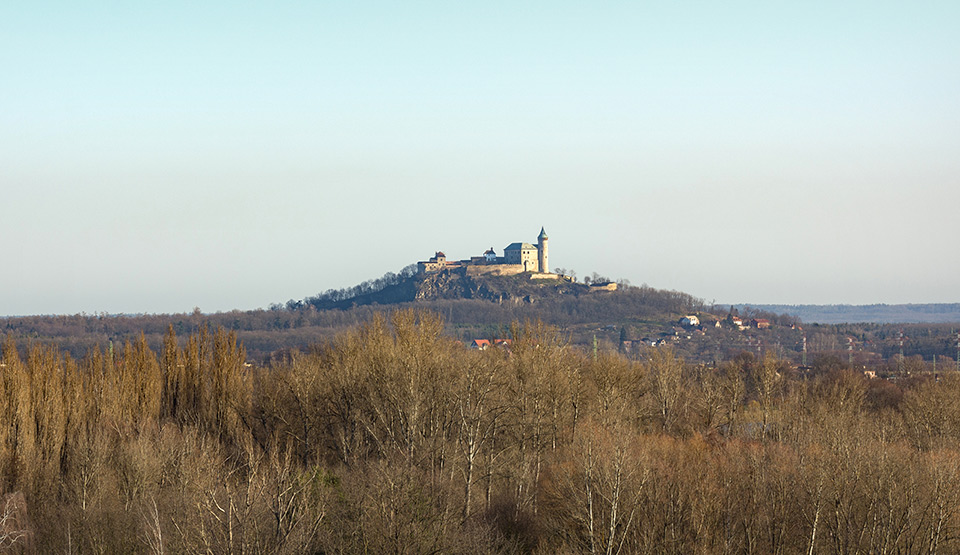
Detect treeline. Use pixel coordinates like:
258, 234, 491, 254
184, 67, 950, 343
748, 303, 960, 325
3, 310, 960, 552
0, 283, 708, 362
292, 265, 420, 310
718, 305, 802, 328
800, 322, 960, 363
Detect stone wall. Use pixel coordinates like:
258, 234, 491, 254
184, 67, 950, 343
589, 282, 618, 292
464, 264, 527, 277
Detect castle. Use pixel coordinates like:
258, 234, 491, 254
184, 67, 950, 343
417, 227, 554, 277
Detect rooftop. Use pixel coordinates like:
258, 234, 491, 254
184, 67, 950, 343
504, 242, 536, 251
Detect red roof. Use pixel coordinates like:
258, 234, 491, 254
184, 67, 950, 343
469, 338, 511, 350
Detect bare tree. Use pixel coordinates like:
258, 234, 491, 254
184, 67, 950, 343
0, 492, 31, 551
645, 347, 685, 433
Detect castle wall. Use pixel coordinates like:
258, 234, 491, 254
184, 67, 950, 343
418, 261, 444, 273
513, 250, 537, 272
465, 264, 527, 277
526, 250, 539, 272
589, 282, 618, 292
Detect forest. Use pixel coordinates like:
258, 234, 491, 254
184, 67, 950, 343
0, 281, 709, 362
3, 309, 960, 553
2, 285, 957, 371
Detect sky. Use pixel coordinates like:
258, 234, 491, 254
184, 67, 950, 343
2, 1, 959, 315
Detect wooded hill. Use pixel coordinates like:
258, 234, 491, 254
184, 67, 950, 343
2, 268, 958, 368
296, 267, 621, 310
1, 270, 709, 362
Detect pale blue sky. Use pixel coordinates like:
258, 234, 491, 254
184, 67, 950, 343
2, 1, 959, 315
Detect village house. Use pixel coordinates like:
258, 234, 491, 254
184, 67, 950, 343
680, 315, 700, 327
468, 339, 512, 350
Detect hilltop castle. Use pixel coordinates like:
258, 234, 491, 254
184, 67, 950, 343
418, 227, 554, 277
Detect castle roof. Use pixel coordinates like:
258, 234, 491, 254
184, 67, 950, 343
538, 227, 548, 240
504, 242, 536, 251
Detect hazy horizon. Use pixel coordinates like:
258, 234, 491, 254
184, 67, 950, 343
4, 2, 959, 316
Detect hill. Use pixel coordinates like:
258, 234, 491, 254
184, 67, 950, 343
295, 266, 595, 309
5, 268, 958, 368
1, 269, 710, 362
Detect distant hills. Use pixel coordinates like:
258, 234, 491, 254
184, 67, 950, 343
742, 304, 960, 324
2, 270, 711, 362
5, 264, 958, 364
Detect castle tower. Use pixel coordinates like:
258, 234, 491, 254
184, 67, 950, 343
537, 227, 548, 273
